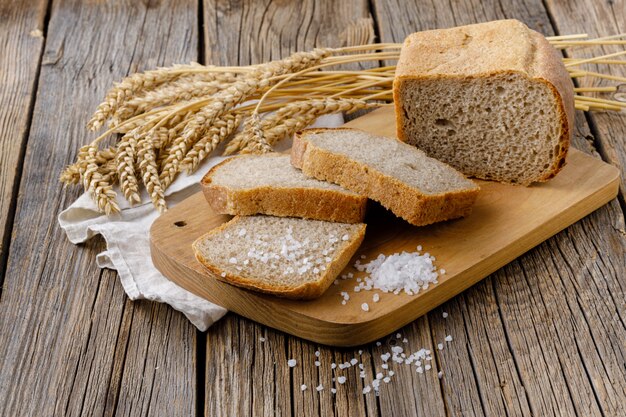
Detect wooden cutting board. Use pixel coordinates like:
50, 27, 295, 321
150, 107, 620, 346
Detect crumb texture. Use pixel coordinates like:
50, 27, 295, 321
194, 216, 364, 289
302, 129, 476, 195
398, 73, 562, 184
210, 154, 358, 193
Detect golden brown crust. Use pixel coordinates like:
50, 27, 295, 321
192, 216, 366, 299
201, 155, 367, 223
292, 128, 480, 226
393, 19, 574, 185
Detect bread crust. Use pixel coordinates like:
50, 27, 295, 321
393, 19, 574, 185
291, 128, 480, 226
201, 156, 367, 223
192, 216, 366, 299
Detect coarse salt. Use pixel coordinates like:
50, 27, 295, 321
442, 312, 448, 318
259, 337, 265, 342
355, 250, 439, 296
316, 384, 324, 392
437, 343, 444, 350
220, 272, 226, 278
383, 377, 391, 383
229, 257, 237, 264
331, 388, 337, 394
445, 335, 453, 342
337, 376, 347, 384
363, 385, 371, 394
315, 350, 320, 357
361, 303, 370, 312
288, 359, 297, 367
350, 358, 358, 365
373, 293, 380, 302
315, 361, 321, 366
301, 384, 307, 391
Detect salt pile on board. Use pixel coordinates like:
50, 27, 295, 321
354, 249, 439, 295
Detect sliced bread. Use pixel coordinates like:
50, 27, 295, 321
291, 128, 480, 226
202, 154, 367, 223
393, 19, 574, 185
193, 215, 366, 299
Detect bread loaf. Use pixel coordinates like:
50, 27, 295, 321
393, 19, 574, 185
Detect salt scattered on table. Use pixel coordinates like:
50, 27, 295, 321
301, 384, 307, 391
288, 359, 297, 367
445, 335, 453, 342
442, 312, 448, 318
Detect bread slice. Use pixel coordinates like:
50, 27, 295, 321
193, 215, 366, 299
202, 154, 367, 223
393, 19, 574, 185
291, 128, 480, 226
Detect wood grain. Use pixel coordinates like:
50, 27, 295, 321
151, 106, 619, 345
0, 0, 48, 291
0, 1, 199, 416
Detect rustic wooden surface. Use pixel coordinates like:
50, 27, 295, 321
0, 0, 624, 416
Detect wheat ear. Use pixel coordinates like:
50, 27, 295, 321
181, 113, 244, 174
138, 139, 167, 212
181, 49, 331, 145
87, 63, 207, 131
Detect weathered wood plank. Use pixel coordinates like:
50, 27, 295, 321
372, 1, 626, 417
0, 0, 48, 290
544, 0, 626, 200
0, 1, 199, 416
201, 1, 377, 415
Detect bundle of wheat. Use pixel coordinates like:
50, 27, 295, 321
60, 34, 626, 214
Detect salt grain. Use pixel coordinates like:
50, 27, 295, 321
316, 384, 324, 392
220, 272, 226, 278
376, 342, 382, 347
437, 343, 444, 350
383, 377, 391, 383
373, 293, 380, 302
259, 337, 265, 342
376, 372, 383, 379
229, 257, 237, 264
389, 370, 395, 376
342, 234, 349, 241
331, 388, 337, 394
363, 386, 371, 394
331, 363, 337, 369
416, 366, 423, 374
301, 384, 307, 391
337, 376, 347, 384
445, 335, 453, 342
288, 359, 297, 367
442, 312, 448, 318
438, 371, 443, 379
350, 358, 358, 365
361, 303, 370, 312
425, 364, 431, 371
315, 361, 320, 367
396, 333, 402, 339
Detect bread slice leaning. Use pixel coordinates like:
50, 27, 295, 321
393, 19, 574, 185
202, 154, 367, 223
193, 215, 366, 299
291, 128, 480, 226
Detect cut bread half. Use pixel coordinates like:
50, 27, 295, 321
193, 215, 366, 299
202, 154, 367, 223
393, 19, 574, 185
291, 128, 480, 226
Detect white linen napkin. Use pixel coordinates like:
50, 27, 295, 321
58, 114, 344, 331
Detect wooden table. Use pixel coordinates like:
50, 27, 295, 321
1, 1, 625, 416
